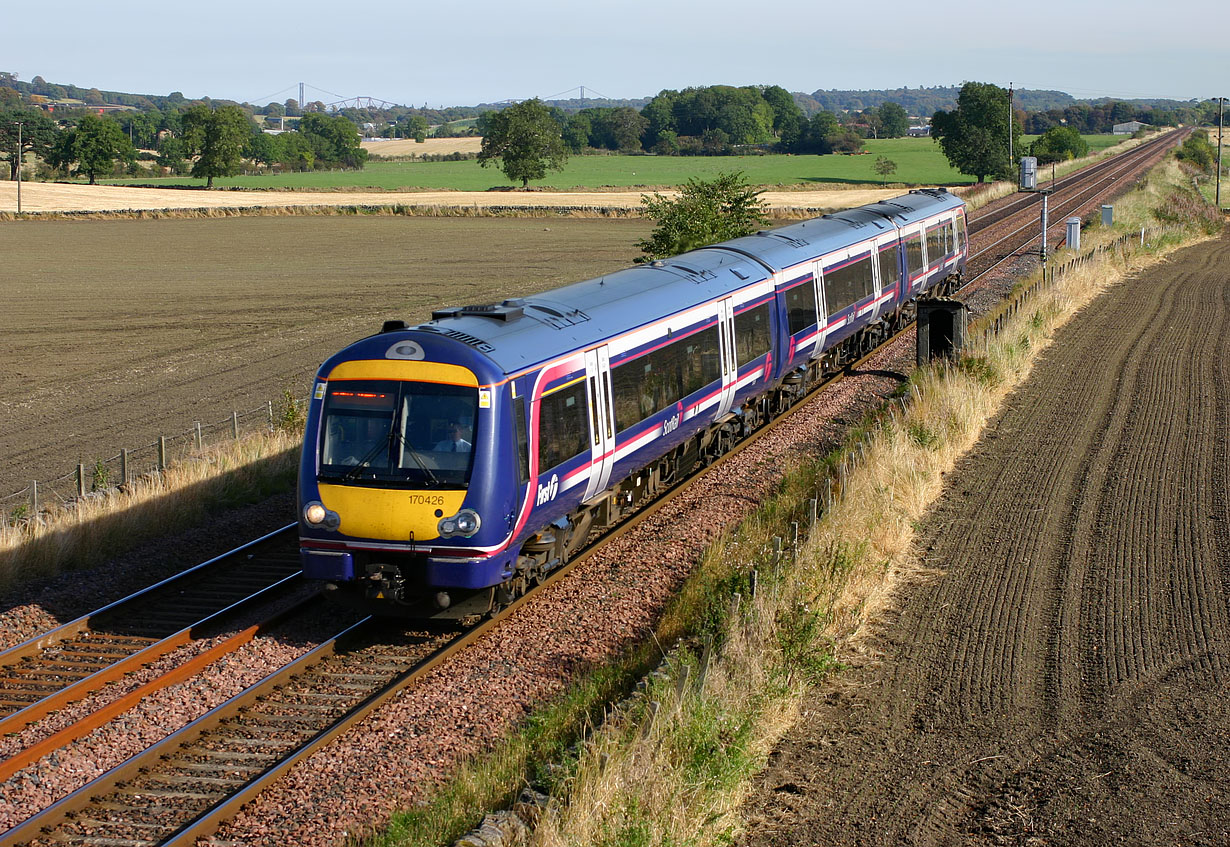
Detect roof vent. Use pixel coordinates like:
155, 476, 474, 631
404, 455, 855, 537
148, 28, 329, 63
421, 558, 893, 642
431, 303, 524, 322
522, 299, 591, 329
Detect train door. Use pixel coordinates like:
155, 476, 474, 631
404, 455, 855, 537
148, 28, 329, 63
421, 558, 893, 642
811, 262, 830, 353
716, 299, 737, 417
869, 243, 884, 320
583, 346, 616, 502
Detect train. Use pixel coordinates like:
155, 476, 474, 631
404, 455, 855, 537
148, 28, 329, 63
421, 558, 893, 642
297, 188, 968, 619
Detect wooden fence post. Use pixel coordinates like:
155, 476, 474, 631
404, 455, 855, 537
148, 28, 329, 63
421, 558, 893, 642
158, 436, 167, 471
267, 400, 274, 431
77, 464, 86, 498
30, 481, 37, 516
232, 411, 240, 441
195, 421, 203, 451
121, 449, 129, 486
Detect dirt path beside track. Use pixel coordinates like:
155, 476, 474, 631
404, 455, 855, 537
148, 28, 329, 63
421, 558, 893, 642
740, 232, 1230, 845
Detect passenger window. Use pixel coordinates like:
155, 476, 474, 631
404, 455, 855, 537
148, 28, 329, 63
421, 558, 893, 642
823, 254, 873, 317
878, 244, 899, 290
785, 277, 818, 335
734, 303, 772, 367
538, 379, 589, 472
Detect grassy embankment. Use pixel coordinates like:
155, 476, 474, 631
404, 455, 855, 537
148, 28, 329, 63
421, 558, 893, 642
103, 136, 1123, 193
364, 155, 1222, 847
0, 418, 301, 593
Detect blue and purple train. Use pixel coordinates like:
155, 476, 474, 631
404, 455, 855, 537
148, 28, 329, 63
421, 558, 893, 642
298, 188, 967, 618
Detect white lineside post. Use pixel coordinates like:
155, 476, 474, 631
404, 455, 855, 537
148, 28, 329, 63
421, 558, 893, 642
1040, 191, 1049, 267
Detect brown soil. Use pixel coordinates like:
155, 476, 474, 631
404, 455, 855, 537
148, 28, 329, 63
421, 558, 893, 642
740, 232, 1230, 845
0, 216, 649, 491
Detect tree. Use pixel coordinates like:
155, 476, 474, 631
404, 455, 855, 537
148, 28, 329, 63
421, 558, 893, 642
1030, 126, 1088, 164
0, 109, 57, 180
877, 102, 910, 138
53, 114, 133, 184
873, 156, 898, 185
930, 81, 1021, 183
405, 115, 429, 142
477, 99, 567, 187
562, 112, 592, 153
182, 104, 251, 187
762, 85, 803, 148
636, 171, 769, 261
156, 134, 189, 174
298, 112, 367, 168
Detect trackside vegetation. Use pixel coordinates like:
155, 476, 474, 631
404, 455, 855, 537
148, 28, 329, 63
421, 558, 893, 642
363, 155, 1223, 847
0, 423, 301, 592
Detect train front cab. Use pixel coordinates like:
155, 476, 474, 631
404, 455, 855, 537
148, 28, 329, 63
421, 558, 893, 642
298, 342, 524, 615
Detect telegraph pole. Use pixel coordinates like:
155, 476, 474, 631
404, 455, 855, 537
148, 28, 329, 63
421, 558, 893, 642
1008, 82, 1014, 166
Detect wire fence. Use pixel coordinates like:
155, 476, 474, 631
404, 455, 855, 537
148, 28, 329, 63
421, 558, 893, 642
1, 396, 306, 525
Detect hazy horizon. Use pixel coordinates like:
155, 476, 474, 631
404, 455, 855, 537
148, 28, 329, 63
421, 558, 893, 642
4, 0, 1224, 109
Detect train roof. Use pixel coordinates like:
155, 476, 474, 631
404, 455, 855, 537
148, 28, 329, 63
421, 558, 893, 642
717, 188, 965, 272
362, 189, 965, 378
409, 244, 773, 374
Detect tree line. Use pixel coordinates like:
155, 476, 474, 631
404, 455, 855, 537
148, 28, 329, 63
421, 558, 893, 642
0, 102, 366, 185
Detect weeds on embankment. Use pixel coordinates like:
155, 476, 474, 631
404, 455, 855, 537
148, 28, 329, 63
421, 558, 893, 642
0, 428, 300, 593
368, 152, 1222, 847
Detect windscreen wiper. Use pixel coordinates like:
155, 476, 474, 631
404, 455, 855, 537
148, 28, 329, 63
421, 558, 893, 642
392, 428, 441, 487
342, 428, 394, 482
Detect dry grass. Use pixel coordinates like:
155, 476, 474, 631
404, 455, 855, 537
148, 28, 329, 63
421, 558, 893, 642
0, 429, 299, 591
530, 154, 1217, 847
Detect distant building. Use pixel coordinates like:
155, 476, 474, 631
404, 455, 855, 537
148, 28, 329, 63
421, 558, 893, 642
1113, 120, 1149, 135
908, 125, 931, 137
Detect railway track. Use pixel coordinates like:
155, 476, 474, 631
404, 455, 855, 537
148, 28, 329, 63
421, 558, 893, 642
965, 129, 1182, 236
964, 129, 1184, 282
0, 527, 302, 783
0, 131, 1185, 845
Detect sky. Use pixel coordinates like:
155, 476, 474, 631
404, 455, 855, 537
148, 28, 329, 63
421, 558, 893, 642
4, 0, 1225, 108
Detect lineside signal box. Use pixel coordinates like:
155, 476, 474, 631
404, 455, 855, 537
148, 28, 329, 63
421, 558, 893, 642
1020, 156, 1038, 190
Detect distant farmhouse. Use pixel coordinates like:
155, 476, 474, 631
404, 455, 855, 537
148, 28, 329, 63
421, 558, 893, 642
908, 125, 931, 137
1112, 120, 1149, 135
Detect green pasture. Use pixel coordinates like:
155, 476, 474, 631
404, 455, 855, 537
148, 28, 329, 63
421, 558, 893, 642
107, 135, 1127, 192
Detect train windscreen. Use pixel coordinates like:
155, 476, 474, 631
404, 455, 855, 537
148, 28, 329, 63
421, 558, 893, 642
318, 380, 478, 487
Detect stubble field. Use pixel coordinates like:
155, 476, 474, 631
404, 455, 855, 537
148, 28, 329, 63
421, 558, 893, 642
0, 216, 651, 491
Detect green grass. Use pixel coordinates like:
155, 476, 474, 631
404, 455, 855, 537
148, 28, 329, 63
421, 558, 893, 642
103, 134, 1135, 193
108, 138, 978, 191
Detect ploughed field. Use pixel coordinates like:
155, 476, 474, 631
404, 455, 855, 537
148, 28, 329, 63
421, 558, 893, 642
0, 216, 651, 490
741, 233, 1230, 844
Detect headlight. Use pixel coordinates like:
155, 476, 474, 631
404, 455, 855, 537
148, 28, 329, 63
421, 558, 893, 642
304, 502, 327, 525
438, 509, 481, 538
303, 501, 341, 530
